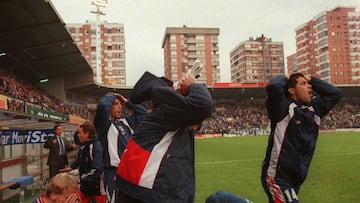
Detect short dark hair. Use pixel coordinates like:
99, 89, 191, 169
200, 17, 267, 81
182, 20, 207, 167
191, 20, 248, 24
54, 124, 62, 130
284, 73, 305, 98
80, 122, 96, 139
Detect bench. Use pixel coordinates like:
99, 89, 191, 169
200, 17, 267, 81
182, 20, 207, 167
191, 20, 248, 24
8, 176, 34, 188
30, 172, 43, 192
0, 181, 20, 191
5, 176, 34, 202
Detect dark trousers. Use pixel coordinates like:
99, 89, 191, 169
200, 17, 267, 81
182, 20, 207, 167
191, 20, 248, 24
48, 156, 66, 178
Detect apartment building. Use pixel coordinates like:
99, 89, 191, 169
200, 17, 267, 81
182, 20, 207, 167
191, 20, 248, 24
162, 26, 220, 86
230, 34, 285, 83
294, 6, 360, 84
67, 21, 126, 87
287, 53, 297, 74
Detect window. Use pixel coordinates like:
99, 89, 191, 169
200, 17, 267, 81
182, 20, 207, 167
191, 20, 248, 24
195, 35, 204, 40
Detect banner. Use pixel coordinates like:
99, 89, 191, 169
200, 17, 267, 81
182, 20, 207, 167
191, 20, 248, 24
69, 114, 86, 125
1, 129, 54, 145
25, 105, 68, 121
0, 94, 8, 109
195, 134, 222, 138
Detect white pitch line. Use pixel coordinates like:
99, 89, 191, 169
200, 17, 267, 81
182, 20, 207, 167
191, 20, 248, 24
196, 158, 261, 165
315, 152, 360, 157
196, 152, 360, 166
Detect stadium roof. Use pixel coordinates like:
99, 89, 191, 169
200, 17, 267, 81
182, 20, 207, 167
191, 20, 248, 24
0, 0, 92, 130
0, 0, 92, 81
68, 84, 360, 102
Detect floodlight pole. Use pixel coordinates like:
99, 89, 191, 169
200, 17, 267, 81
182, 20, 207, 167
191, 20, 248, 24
91, 0, 108, 84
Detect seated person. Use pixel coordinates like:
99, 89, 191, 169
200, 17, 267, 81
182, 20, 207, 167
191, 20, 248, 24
32, 173, 80, 203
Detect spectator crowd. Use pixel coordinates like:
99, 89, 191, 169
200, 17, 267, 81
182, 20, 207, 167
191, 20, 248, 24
198, 98, 360, 135
0, 68, 93, 120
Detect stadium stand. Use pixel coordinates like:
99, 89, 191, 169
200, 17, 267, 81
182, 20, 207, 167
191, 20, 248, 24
197, 98, 360, 136
0, 68, 94, 121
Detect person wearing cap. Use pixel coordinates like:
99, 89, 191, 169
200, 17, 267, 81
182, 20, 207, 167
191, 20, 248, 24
94, 91, 147, 203
115, 71, 214, 203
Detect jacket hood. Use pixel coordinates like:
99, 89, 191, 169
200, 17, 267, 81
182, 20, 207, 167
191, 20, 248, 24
130, 71, 173, 104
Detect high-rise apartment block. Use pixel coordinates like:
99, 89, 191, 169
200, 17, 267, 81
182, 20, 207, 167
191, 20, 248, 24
287, 53, 297, 74
67, 21, 126, 87
162, 26, 220, 86
293, 6, 360, 84
230, 34, 285, 83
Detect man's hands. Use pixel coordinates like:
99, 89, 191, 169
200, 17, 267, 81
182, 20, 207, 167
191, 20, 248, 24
65, 193, 81, 203
58, 167, 72, 173
114, 93, 128, 104
176, 75, 197, 95
52, 138, 76, 149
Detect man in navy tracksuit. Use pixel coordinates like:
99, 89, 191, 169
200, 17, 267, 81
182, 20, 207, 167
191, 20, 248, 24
94, 92, 147, 203
64, 122, 106, 203
115, 71, 214, 203
261, 73, 343, 203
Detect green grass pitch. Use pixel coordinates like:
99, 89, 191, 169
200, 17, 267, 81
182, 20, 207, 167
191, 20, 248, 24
195, 132, 360, 203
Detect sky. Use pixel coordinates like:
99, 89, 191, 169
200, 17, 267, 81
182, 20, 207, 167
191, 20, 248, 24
50, 0, 359, 86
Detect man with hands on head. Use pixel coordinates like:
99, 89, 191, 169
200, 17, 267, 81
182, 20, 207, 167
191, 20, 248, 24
261, 73, 342, 203
116, 72, 214, 203
94, 92, 147, 203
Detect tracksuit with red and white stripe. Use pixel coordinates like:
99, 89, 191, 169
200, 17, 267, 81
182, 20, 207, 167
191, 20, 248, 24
116, 83, 214, 203
261, 75, 343, 203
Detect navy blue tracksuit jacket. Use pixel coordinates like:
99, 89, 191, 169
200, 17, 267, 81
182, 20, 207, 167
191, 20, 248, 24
117, 82, 214, 203
261, 75, 343, 202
